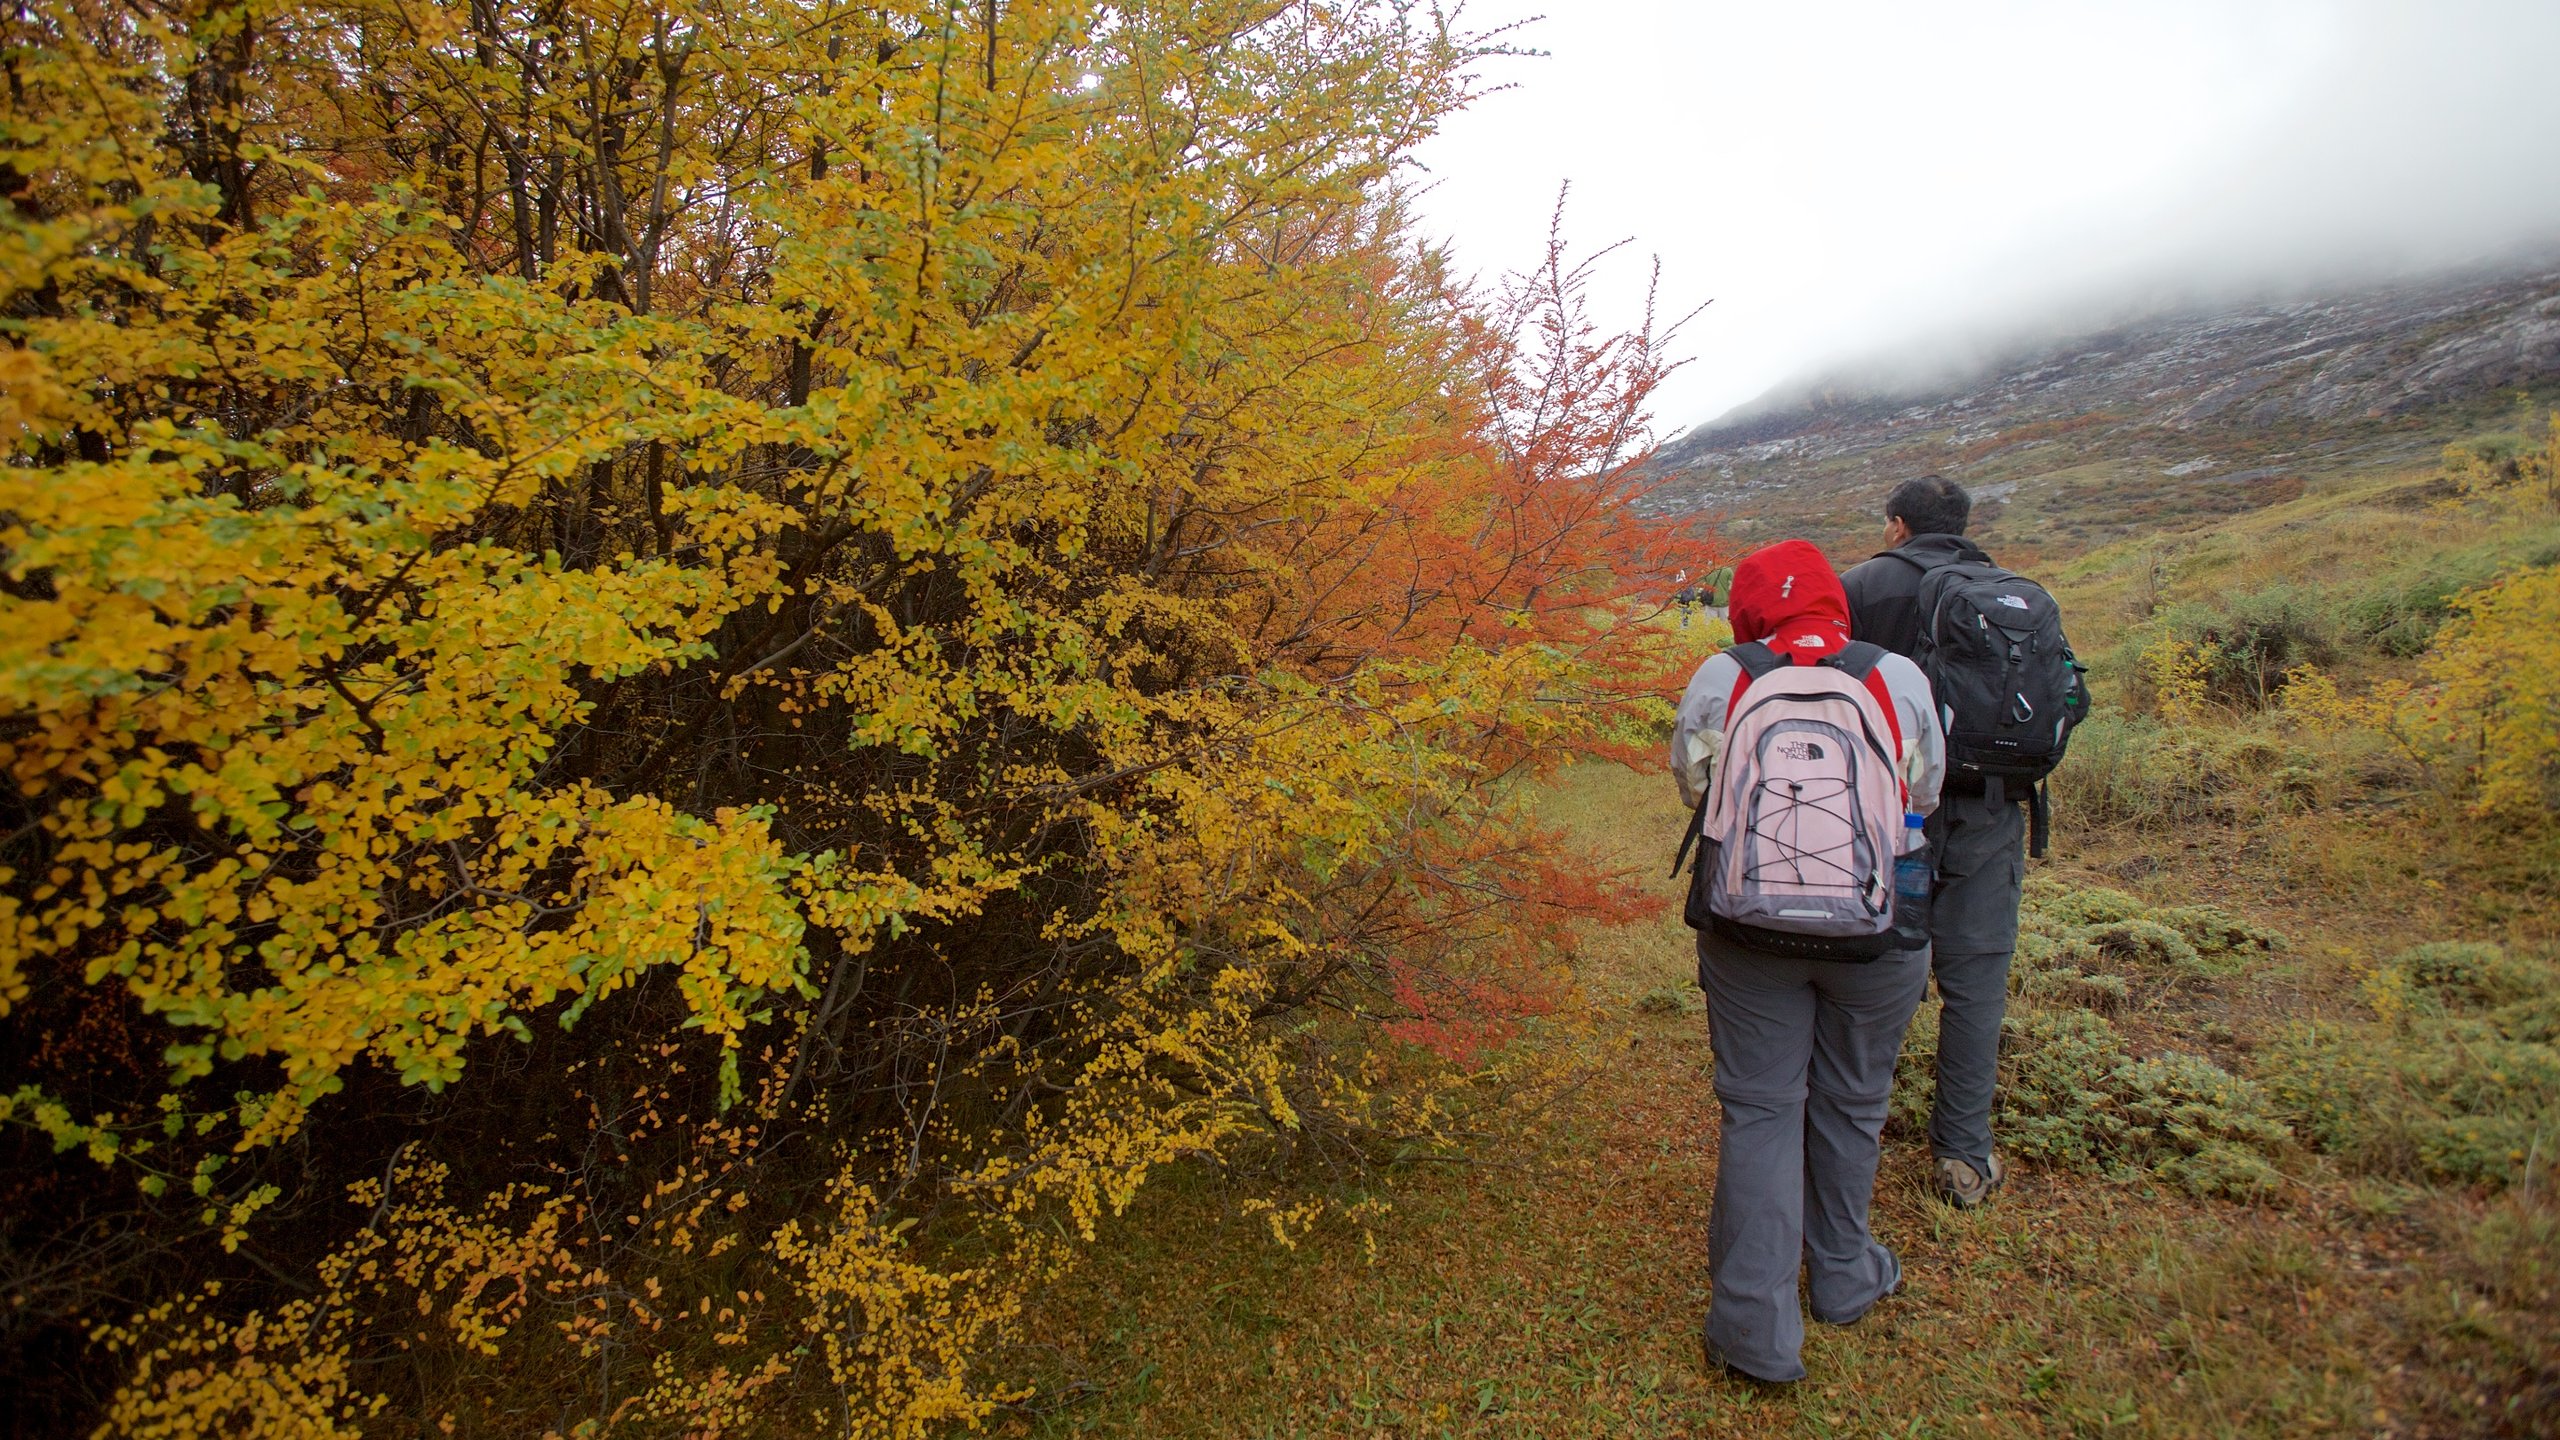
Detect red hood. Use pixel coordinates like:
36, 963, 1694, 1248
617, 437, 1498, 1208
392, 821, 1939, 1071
1728, 540, 1850, 659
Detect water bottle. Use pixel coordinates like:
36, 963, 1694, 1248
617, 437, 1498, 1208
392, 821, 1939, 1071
1891, 814, 1932, 949
1894, 814, 1931, 899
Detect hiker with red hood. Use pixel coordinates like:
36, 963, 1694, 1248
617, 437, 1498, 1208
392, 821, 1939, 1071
1668, 540, 1944, 1386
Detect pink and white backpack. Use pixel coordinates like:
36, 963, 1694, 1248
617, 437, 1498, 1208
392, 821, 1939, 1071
1674, 640, 1909, 961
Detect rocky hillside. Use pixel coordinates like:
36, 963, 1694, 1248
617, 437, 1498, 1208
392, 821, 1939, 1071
1650, 260, 2560, 561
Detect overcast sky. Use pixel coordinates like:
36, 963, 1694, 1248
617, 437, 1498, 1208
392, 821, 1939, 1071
1405, 0, 2560, 431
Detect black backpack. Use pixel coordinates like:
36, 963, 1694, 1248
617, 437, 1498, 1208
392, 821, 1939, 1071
1896, 556, 2092, 857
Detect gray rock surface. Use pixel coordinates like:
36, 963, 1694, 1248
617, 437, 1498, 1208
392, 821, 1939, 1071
1642, 262, 2560, 544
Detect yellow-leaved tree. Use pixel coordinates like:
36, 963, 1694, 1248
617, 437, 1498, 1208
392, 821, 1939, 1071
2424, 563, 2560, 816
0, 0, 1714, 1432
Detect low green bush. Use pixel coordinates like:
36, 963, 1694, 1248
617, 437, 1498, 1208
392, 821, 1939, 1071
2113, 1051, 2291, 1197
1987, 1006, 2128, 1168
2264, 941, 2560, 1189
2048, 714, 2319, 829
2397, 941, 2537, 1009
2018, 965, 2132, 1014
2020, 882, 2150, 931
2150, 905, 2283, 962
2017, 881, 2284, 982
1962, 1007, 2289, 1198
1633, 987, 1693, 1016
2344, 575, 2466, 657
2080, 918, 2211, 975
1893, 884, 2294, 1198
2263, 1021, 2395, 1167
2494, 992, 2560, 1044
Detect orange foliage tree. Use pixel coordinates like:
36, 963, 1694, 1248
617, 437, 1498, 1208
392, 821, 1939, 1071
0, 0, 1716, 1430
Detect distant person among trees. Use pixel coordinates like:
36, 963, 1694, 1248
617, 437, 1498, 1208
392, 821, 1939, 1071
1668, 540, 1945, 1385
1842, 475, 2088, 1209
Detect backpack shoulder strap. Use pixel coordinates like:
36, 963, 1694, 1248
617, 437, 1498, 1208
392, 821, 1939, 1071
1824, 641, 1906, 773
1727, 640, 1784, 679
1674, 642, 1782, 878
1669, 783, 1714, 879
1724, 639, 1783, 717
1825, 640, 1887, 678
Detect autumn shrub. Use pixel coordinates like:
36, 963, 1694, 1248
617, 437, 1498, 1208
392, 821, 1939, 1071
2284, 560, 2560, 827
2423, 563, 2560, 816
0, 0, 1715, 1432
2118, 585, 2334, 713
2443, 407, 2560, 516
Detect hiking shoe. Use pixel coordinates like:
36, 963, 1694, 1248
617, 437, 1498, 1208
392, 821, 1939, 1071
1933, 1152, 2006, 1209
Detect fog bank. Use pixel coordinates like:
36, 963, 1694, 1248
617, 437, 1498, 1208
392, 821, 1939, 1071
1407, 0, 2560, 428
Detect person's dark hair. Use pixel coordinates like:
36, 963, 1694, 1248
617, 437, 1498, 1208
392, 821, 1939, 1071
1886, 474, 1971, 536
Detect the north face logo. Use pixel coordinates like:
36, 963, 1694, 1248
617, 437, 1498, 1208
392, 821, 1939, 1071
1776, 740, 1826, 762
1995, 594, 2031, 611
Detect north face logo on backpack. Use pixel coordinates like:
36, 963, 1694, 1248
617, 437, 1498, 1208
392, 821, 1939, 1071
1776, 740, 1827, 762
1995, 594, 2031, 611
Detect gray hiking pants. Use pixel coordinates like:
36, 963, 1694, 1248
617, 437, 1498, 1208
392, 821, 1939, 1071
1695, 934, 1930, 1382
1923, 787, 2028, 1174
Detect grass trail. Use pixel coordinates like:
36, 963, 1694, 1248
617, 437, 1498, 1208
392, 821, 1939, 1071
994, 760, 2493, 1438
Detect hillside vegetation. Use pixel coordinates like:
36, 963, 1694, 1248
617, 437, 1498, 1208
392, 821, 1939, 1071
989, 422, 2560, 1437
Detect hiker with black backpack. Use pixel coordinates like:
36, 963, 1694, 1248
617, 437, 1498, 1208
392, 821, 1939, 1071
1842, 475, 2091, 1210
1668, 539, 1945, 1386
